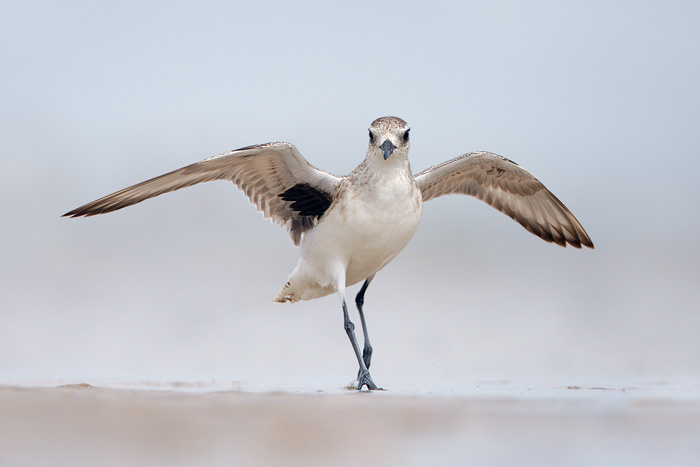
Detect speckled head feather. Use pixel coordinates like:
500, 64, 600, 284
370, 116, 408, 128
369, 116, 410, 139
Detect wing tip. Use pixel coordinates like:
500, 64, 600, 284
556, 235, 595, 249
62, 205, 115, 218
62, 209, 84, 218
581, 237, 595, 249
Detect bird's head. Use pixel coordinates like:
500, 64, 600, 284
368, 116, 410, 162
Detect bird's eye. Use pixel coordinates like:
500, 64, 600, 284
368, 130, 375, 143
403, 129, 410, 142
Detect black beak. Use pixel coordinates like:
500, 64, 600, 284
380, 139, 396, 160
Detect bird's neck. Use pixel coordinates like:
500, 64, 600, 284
349, 153, 415, 189
360, 151, 412, 176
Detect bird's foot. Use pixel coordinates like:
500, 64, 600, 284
347, 369, 382, 391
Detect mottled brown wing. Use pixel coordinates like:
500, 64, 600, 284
63, 142, 341, 245
414, 151, 593, 248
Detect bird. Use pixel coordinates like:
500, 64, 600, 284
63, 116, 594, 390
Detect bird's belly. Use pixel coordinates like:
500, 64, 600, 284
345, 209, 421, 284
301, 190, 423, 287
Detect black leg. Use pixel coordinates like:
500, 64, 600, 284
343, 298, 378, 390
355, 277, 374, 370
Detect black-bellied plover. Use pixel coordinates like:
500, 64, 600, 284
64, 116, 594, 390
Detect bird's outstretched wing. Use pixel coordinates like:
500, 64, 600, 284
63, 142, 341, 245
414, 151, 593, 248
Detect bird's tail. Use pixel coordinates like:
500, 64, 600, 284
271, 276, 334, 303
272, 280, 300, 303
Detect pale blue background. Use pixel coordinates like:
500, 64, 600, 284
2, 0, 699, 391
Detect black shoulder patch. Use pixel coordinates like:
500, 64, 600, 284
278, 183, 333, 218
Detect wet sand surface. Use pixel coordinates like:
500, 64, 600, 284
2, 382, 700, 466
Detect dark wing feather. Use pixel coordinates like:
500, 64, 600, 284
278, 184, 333, 217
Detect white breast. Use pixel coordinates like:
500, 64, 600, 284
301, 168, 423, 287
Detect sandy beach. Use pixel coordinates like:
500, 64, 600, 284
2, 381, 699, 466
